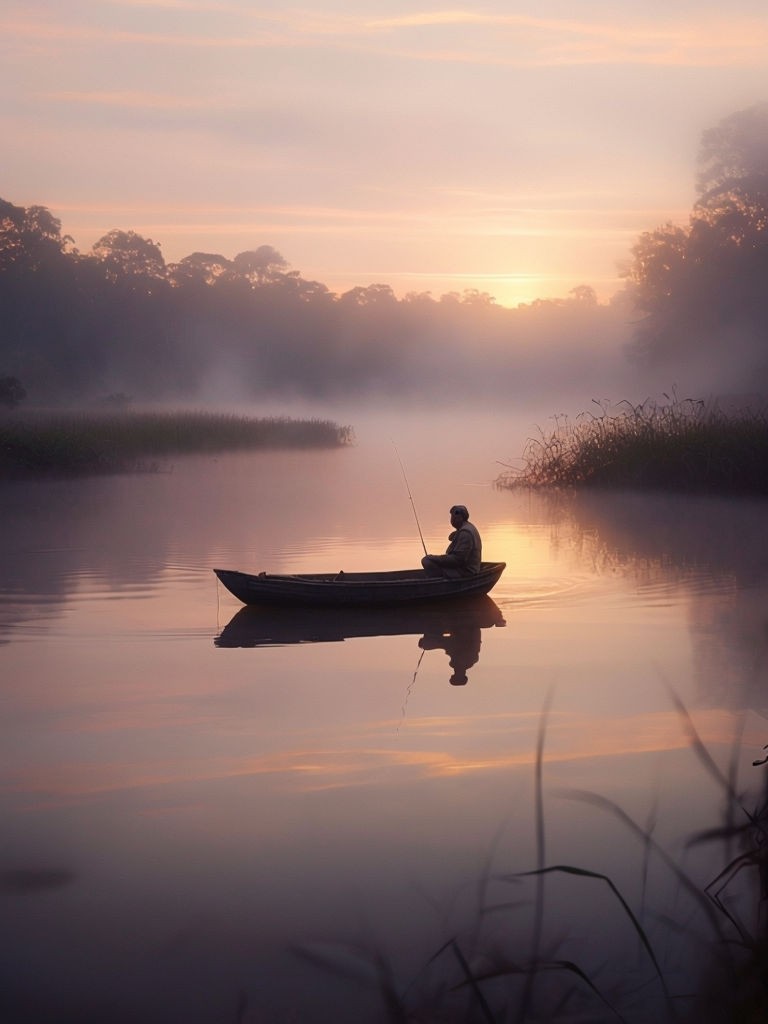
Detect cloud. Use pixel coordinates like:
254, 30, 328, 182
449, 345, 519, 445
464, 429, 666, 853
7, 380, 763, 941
373, 15, 768, 69
5, 706, 744, 804
1, 17, 275, 49
5, 7, 768, 67
40, 90, 228, 110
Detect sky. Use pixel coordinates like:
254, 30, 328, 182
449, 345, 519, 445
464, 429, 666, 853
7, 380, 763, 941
3, 1, 768, 308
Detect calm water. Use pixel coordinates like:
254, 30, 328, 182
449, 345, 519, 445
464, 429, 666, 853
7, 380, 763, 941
2, 409, 768, 1023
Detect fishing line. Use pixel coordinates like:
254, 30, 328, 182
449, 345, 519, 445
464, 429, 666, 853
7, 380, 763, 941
397, 647, 426, 735
392, 441, 428, 557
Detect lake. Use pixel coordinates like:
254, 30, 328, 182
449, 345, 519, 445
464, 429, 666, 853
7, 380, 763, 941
1, 407, 767, 1023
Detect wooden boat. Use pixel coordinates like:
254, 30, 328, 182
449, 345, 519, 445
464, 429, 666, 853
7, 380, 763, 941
213, 561, 506, 608
215, 593, 506, 647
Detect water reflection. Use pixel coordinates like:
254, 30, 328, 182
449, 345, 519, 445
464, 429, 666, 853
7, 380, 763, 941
542, 489, 768, 584
418, 627, 481, 685
5, 436, 768, 1022
562, 491, 768, 711
215, 595, 506, 685
0, 867, 76, 893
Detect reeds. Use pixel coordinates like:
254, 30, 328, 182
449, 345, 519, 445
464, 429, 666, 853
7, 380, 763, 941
293, 693, 768, 1023
0, 410, 353, 477
497, 395, 768, 494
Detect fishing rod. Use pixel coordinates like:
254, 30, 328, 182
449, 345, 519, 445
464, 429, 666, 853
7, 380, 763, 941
392, 442, 428, 557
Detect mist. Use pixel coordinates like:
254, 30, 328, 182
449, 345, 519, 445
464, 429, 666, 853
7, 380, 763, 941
3, 105, 768, 416
0, 201, 635, 411
0, 199, 702, 417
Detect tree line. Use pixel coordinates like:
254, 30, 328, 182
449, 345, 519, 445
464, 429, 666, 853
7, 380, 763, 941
625, 103, 768, 394
0, 198, 627, 404
2, 104, 767, 406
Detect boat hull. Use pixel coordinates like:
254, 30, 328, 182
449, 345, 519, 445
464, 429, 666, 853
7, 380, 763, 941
213, 562, 506, 607
215, 593, 506, 647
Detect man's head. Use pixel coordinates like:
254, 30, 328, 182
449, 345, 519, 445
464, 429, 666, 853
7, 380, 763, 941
449, 504, 469, 526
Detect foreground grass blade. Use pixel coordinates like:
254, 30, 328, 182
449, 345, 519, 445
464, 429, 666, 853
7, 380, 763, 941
559, 789, 731, 952
467, 955, 627, 1023
508, 864, 671, 1007
293, 939, 408, 1021
450, 938, 496, 1024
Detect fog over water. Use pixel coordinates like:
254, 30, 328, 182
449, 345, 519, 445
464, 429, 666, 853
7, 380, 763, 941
1, 405, 768, 1023
3, 39, 768, 1022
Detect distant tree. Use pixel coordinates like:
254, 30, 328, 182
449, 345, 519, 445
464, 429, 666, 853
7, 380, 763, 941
232, 246, 288, 286
338, 283, 397, 307
299, 277, 334, 302
627, 222, 691, 315
168, 252, 232, 287
0, 200, 25, 270
0, 375, 26, 408
695, 103, 768, 243
402, 290, 435, 307
91, 230, 166, 284
269, 271, 334, 303
0, 192, 625, 404
0, 198, 71, 272
569, 285, 598, 307
458, 288, 497, 308
625, 104, 768, 387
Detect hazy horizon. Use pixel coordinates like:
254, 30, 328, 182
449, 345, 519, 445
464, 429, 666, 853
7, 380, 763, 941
4, 0, 767, 307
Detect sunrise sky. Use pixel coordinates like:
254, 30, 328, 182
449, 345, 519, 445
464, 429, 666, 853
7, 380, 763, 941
3, 0, 767, 307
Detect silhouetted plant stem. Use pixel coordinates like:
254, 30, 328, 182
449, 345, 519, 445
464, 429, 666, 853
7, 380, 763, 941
515, 684, 555, 1023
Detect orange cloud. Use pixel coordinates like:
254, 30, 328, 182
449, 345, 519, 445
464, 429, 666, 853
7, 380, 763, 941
358, 11, 768, 68
4, 10, 767, 66
3, 707, 755, 805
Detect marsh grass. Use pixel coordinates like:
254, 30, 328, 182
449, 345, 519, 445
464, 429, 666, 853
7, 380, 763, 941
294, 691, 768, 1023
497, 395, 768, 494
0, 410, 352, 477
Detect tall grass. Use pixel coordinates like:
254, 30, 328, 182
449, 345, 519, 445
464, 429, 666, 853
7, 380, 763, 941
497, 396, 768, 494
294, 695, 768, 1023
0, 410, 353, 478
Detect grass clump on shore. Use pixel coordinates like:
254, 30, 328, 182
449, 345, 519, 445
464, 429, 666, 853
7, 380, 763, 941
497, 395, 768, 495
0, 410, 353, 478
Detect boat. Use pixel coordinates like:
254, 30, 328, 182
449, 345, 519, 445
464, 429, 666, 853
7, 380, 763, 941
213, 561, 506, 608
215, 593, 506, 647
215, 595, 505, 684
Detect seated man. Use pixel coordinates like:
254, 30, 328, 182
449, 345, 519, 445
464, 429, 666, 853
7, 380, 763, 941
421, 505, 482, 578
419, 626, 482, 685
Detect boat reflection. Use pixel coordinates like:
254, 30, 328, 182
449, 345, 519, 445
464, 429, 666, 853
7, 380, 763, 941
215, 595, 506, 685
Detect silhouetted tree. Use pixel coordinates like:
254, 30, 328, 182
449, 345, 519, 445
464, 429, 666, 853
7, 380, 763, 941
91, 230, 166, 285
168, 252, 232, 287
628, 223, 690, 315
232, 246, 288, 286
695, 103, 768, 242
338, 283, 398, 308
0, 199, 71, 272
0, 194, 628, 403
626, 104, 768, 390
570, 285, 598, 307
